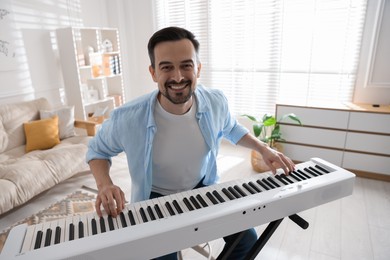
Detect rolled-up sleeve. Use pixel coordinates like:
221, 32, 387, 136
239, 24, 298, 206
86, 112, 123, 164
219, 92, 249, 144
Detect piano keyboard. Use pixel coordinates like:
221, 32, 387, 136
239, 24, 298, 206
0, 158, 355, 260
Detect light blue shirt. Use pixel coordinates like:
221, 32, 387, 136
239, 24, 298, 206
86, 85, 249, 203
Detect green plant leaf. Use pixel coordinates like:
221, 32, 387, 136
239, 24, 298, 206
271, 124, 281, 136
280, 113, 302, 125
242, 114, 258, 122
263, 117, 276, 126
253, 124, 262, 137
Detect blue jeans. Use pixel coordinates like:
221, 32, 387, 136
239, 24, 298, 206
150, 181, 257, 260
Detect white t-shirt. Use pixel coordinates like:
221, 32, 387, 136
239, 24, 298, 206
152, 99, 208, 195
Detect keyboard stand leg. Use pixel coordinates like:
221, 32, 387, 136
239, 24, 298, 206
217, 215, 308, 260
216, 218, 284, 260
216, 230, 247, 260
244, 218, 284, 260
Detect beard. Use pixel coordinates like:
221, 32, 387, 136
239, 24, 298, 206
160, 79, 194, 104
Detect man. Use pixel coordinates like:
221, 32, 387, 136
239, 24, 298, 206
86, 26, 295, 260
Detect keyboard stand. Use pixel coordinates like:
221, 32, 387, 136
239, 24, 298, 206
217, 214, 308, 260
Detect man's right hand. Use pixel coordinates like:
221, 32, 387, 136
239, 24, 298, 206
95, 184, 125, 217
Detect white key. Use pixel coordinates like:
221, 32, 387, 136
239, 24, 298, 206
21, 224, 36, 253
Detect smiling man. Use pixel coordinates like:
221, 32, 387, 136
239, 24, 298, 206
86, 27, 295, 260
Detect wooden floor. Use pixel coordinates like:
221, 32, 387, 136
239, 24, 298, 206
1, 143, 389, 259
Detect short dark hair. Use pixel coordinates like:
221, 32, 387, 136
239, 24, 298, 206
147, 26, 200, 68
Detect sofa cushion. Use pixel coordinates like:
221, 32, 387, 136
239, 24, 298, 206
24, 116, 60, 152
40, 106, 76, 139
0, 98, 50, 153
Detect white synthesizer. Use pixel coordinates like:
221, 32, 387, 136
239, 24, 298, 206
0, 157, 355, 259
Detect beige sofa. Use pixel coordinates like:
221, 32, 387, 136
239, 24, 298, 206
0, 98, 96, 215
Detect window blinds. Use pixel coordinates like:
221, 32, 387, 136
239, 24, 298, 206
154, 0, 367, 115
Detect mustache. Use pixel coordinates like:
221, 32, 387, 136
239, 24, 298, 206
165, 79, 191, 87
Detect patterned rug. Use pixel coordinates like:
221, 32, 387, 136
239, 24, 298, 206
0, 190, 96, 253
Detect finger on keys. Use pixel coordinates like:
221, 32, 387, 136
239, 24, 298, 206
112, 189, 125, 216
95, 197, 103, 217
107, 198, 118, 217
282, 155, 295, 174
275, 154, 294, 175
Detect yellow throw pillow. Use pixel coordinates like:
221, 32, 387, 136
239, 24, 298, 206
24, 115, 60, 152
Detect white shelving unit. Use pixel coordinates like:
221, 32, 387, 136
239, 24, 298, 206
56, 27, 125, 120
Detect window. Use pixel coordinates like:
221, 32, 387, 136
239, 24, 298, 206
154, 0, 368, 115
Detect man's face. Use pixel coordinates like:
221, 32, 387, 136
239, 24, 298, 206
149, 39, 201, 109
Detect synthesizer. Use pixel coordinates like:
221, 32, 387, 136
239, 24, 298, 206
0, 157, 355, 259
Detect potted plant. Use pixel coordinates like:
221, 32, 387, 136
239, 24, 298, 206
242, 113, 302, 172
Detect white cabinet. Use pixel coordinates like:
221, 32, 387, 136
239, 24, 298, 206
56, 27, 125, 120
276, 104, 390, 180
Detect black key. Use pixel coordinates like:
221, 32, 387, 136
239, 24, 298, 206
172, 200, 184, 214
234, 185, 247, 197
107, 216, 115, 230
309, 166, 324, 175
147, 206, 156, 220
183, 197, 195, 211
294, 171, 307, 180
256, 180, 270, 190
275, 175, 288, 185
120, 212, 127, 227
262, 179, 275, 189
78, 221, 84, 238
34, 230, 43, 249
222, 188, 235, 200
303, 167, 318, 177
139, 207, 148, 222
206, 192, 219, 204
54, 226, 61, 244
190, 196, 201, 209
196, 195, 208, 207
248, 181, 262, 192
280, 174, 294, 184
44, 228, 52, 247
315, 164, 329, 173
128, 210, 136, 225
267, 177, 281, 187
297, 170, 311, 179
289, 171, 303, 181
91, 219, 98, 235
228, 186, 242, 198
242, 183, 256, 194
69, 223, 75, 240
165, 201, 176, 215
99, 217, 106, 233
154, 204, 164, 218
212, 190, 225, 203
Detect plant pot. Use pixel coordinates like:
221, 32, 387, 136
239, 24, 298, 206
250, 143, 284, 173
